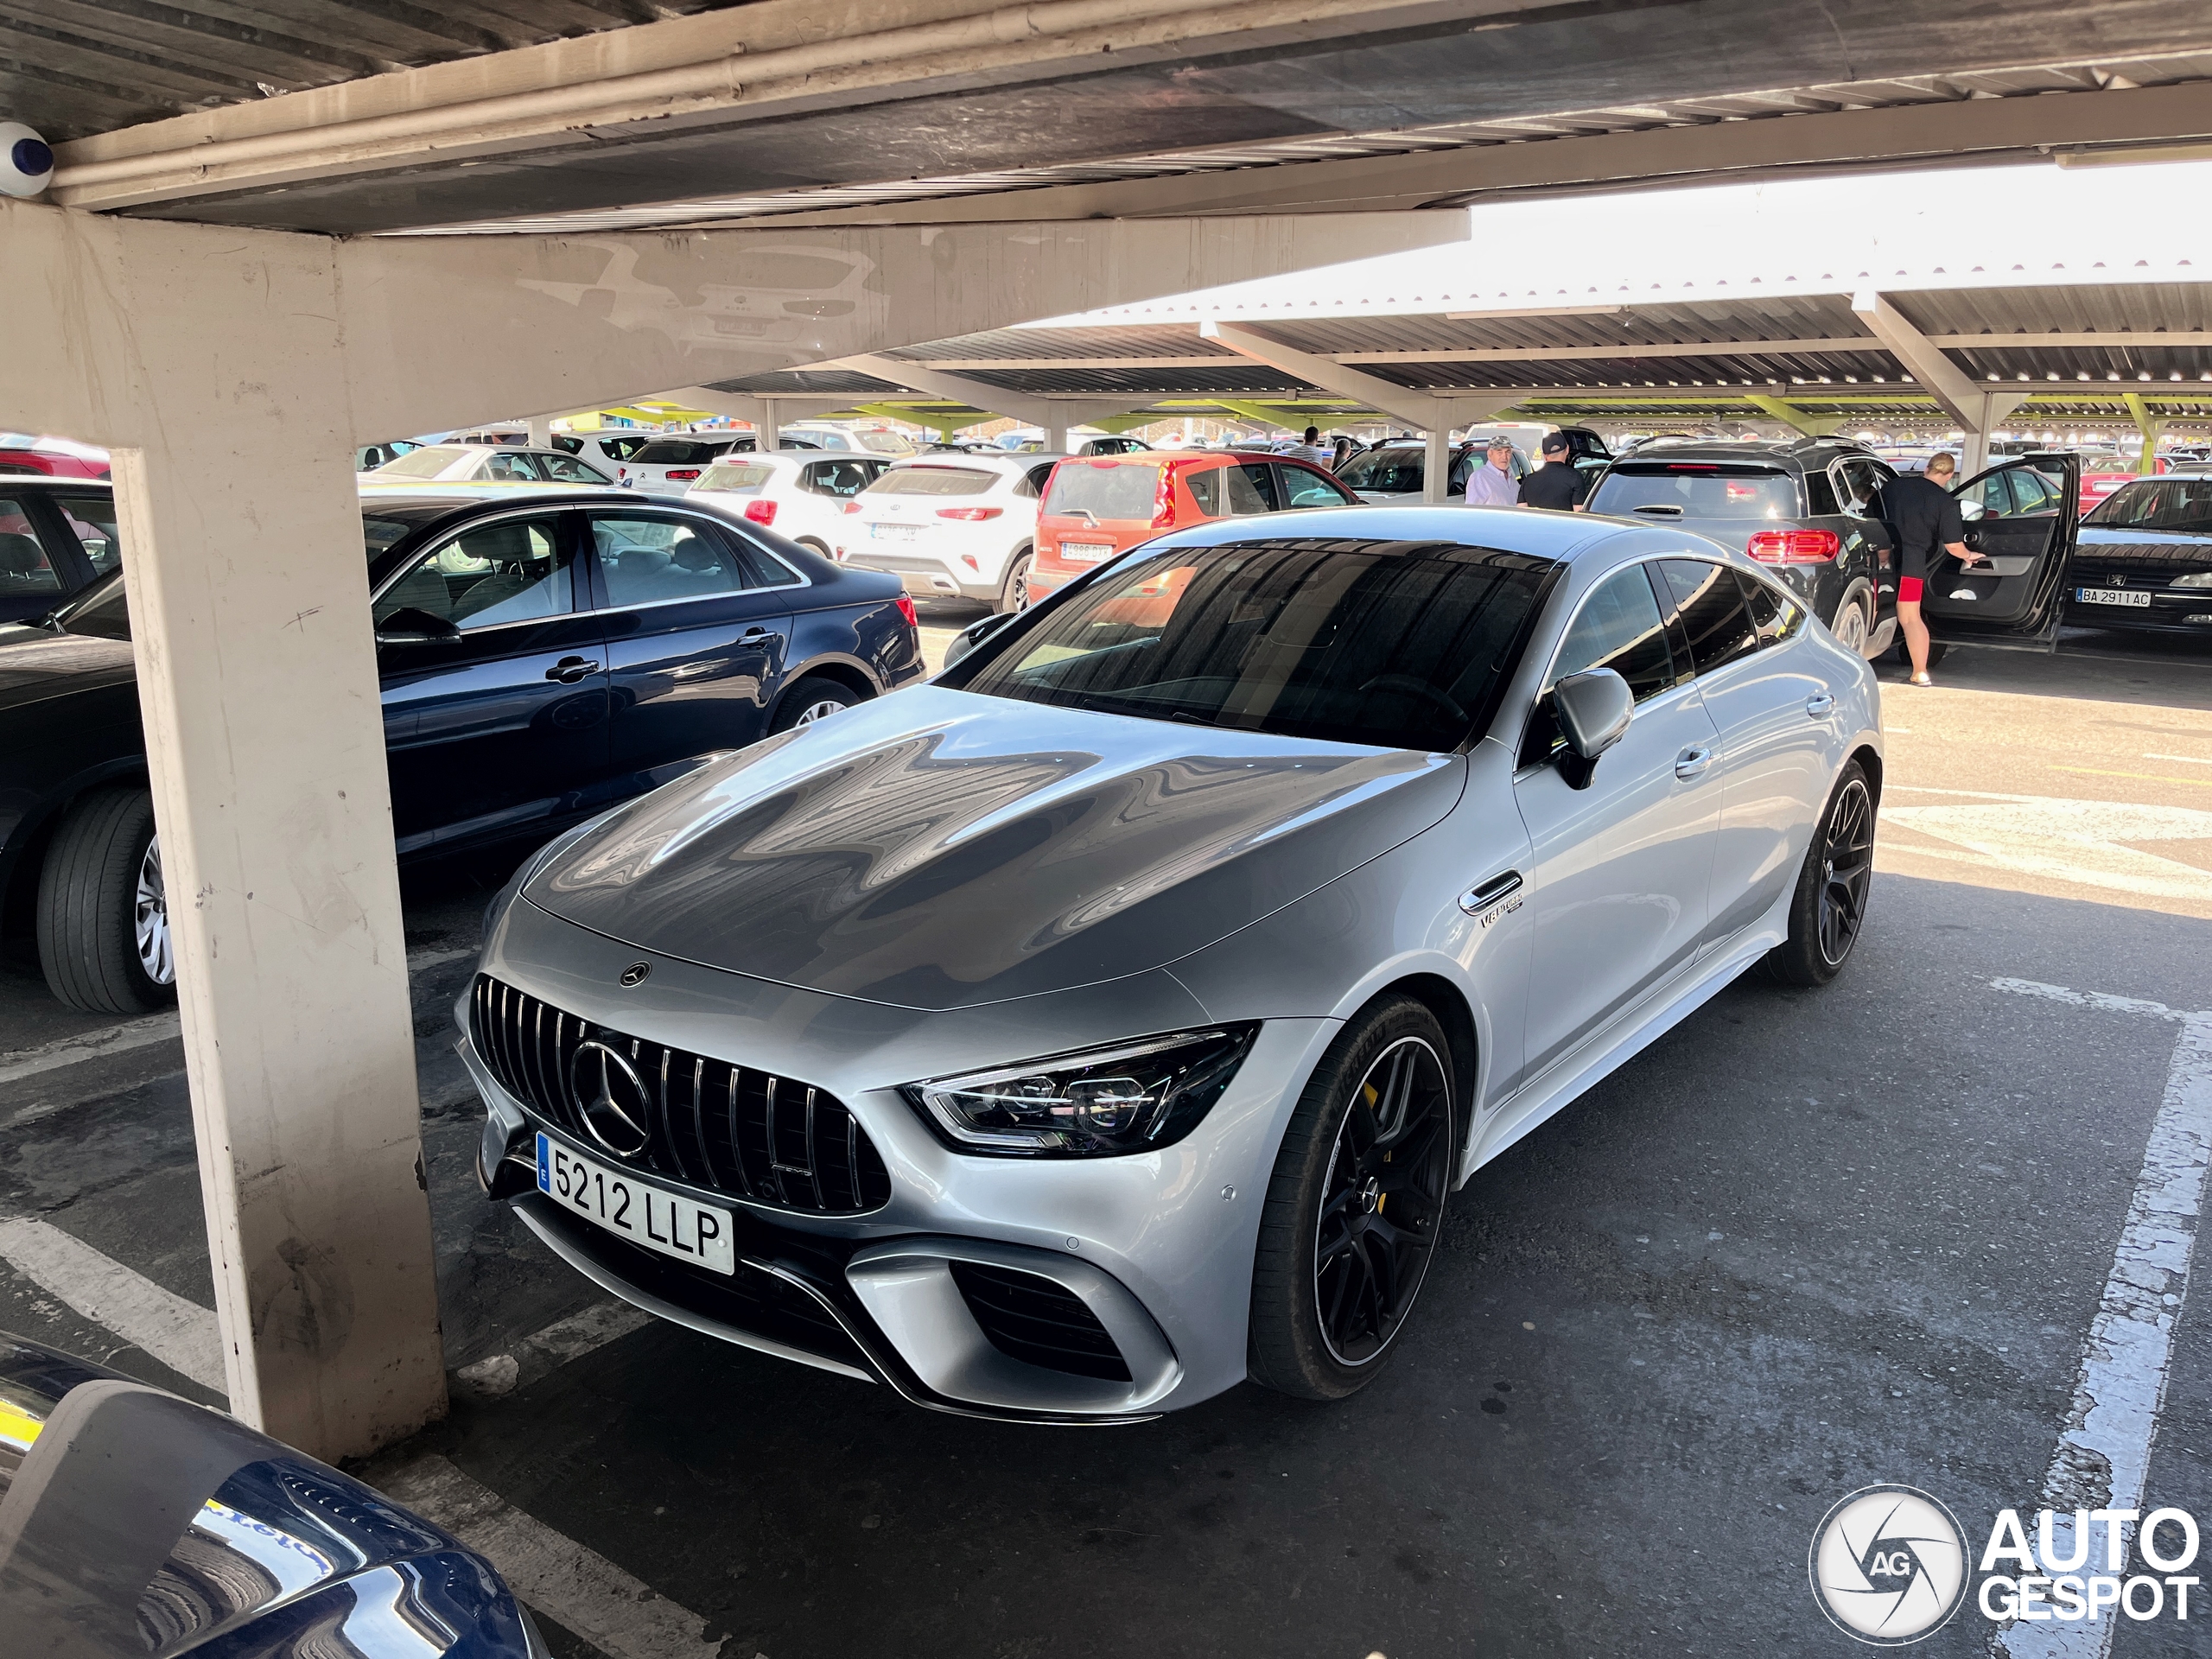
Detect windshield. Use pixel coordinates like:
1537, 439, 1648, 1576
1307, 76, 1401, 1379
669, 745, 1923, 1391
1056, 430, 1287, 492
1335, 448, 1424, 493
1589, 462, 1802, 519
959, 537, 1554, 751
363, 516, 415, 556
1041, 461, 1163, 521
2084, 476, 2212, 533
867, 467, 994, 497
372, 446, 470, 479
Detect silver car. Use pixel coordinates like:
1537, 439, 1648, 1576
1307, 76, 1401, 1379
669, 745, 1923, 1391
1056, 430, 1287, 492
461, 506, 1881, 1421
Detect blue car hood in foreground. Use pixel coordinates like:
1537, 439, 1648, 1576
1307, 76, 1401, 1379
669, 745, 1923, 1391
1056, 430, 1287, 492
0, 1337, 534, 1659
526, 684, 1465, 1009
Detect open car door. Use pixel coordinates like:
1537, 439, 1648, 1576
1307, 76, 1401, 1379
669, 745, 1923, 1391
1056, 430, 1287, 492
1925, 452, 2081, 645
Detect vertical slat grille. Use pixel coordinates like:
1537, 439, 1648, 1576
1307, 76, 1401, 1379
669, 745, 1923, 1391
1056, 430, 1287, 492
471, 974, 890, 1216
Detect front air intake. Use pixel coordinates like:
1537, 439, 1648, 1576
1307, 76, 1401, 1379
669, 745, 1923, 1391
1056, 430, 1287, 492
948, 1261, 1132, 1382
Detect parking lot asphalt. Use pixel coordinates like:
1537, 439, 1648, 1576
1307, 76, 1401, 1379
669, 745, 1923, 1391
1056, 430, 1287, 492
3, 620, 2211, 1657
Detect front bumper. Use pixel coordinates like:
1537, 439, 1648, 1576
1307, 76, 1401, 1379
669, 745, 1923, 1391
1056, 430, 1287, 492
461, 893, 1334, 1421
2063, 588, 2212, 632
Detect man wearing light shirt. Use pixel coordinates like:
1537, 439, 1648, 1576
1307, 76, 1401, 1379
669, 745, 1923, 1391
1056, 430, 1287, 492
1464, 435, 1519, 506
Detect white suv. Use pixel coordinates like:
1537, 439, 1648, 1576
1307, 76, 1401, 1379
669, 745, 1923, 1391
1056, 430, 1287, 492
683, 452, 888, 555
836, 454, 1062, 613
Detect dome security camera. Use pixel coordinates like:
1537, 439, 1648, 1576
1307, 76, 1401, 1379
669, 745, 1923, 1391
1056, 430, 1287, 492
0, 123, 54, 198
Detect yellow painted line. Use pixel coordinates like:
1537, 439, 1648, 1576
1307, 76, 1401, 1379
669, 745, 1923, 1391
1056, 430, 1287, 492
2050, 766, 2212, 790
0, 1399, 44, 1449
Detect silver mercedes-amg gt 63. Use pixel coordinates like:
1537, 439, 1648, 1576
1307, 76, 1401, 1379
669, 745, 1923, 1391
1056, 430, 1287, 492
461, 505, 1881, 1422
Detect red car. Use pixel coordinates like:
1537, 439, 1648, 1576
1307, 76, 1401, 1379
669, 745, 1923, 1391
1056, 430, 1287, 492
1028, 451, 1360, 601
2079, 456, 2167, 517
0, 435, 111, 480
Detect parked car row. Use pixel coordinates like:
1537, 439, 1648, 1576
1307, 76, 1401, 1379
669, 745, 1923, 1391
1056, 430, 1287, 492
0, 480, 924, 1013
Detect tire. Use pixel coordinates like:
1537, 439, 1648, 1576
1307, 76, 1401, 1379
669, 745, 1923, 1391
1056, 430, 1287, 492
1827, 588, 1872, 657
35, 785, 176, 1015
1248, 995, 1457, 1401
769, 674, 861, 734
795, 537, 831, 558
1762, 760, 1875, 989
1891, 636, 1948, 670
996, 549, 1033, 615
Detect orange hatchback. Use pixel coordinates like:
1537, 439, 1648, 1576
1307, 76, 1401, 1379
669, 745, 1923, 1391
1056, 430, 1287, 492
1028, 451, 1359, 602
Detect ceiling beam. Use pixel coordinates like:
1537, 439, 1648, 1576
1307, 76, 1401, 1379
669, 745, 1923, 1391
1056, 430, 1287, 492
1745, 395, 1849, 437
48, 0, 1553, 211
725, 79, 2212, 227
832, 353, 1147, 433
1849, 291, 2031, 435
1201, 321, 1523, 430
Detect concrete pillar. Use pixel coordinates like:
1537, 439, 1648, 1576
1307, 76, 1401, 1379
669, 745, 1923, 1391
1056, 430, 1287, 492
1045, 408, 1070, 453
526, 415, 553, 447
760, 397, 781, 450
1425, 426, 1451, 504
0, 203, 448, 1461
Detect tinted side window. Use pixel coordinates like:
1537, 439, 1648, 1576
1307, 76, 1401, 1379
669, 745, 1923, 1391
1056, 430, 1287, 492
376, 515, 572, 628
592, 514, 772, 606
1229, 464, 1276, 514
1732, 568, 1807, 646
1804, 468, 1841, 517
1552, 565, 1675, 702
53, 493, 123, 575
1186, 467, 1224, 516
1660, 559, 1758, 676
0, 497, 64, 595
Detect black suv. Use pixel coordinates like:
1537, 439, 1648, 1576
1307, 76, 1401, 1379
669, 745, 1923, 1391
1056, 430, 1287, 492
1586, 437, 1902, 658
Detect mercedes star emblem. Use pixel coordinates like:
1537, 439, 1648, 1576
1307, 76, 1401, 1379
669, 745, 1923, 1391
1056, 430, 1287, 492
620, 961, 652, 987
569, 1039, 653, 1158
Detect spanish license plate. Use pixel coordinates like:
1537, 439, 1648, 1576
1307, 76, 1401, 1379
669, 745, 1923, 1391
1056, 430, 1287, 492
536, 1133, 734, 1274
2076, 587, 2151, 608
1059, 541, 1115, 562
870, 521, 921, 541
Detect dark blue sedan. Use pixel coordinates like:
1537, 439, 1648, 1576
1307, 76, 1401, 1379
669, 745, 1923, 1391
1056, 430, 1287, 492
0, 484, 924, 1014
0, 1332, 544, 1658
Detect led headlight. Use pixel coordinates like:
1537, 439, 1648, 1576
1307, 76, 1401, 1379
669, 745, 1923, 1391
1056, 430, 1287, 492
2172, 570, 2212, 588
906, 1026, 1260, 1157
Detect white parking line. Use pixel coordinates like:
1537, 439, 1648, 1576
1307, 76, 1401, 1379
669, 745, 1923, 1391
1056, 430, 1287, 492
1989, 978, 2212, 1659
381, 1455, 723, 1659
0, 1217, 225, 1393
0, 941, 481, 1089
2144, 753, 2212, 766
454, 1299, 654, 1398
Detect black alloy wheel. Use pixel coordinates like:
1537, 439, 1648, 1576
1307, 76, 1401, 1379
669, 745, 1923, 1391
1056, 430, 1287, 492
1314, 1035, 1454, 1366
1816, 774, 1875, 968
1248, 995, 1456, 1400
1764, 759, 1876, 988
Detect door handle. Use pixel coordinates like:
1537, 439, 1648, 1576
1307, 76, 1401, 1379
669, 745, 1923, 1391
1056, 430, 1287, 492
1458, 870, 1523, 914
545, 656, 599, 683
1675, 747, 1713, 780
736, 626, 778, 643
1804, 692, 1836, 719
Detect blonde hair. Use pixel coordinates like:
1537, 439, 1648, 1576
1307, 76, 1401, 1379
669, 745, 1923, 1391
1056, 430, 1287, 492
1925, 453, 1958, 478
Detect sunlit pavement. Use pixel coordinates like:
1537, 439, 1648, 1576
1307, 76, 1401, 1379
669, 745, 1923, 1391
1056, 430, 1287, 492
3, 626, 2210, 1657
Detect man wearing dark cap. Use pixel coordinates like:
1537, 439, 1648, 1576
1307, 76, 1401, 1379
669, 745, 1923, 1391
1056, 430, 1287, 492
1518, 433, 1586, 511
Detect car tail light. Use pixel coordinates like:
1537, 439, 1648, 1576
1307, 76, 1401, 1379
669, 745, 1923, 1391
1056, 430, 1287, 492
936, 506, 1002, 521
842, 500, 862, 514
1746, 528, 1841, 563
743, 499, 778, 525
1152, 466, 1176, 529
665, 468, 702, 482
895, 594, 918, 629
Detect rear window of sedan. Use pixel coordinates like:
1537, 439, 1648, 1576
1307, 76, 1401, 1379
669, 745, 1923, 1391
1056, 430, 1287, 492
1590, 462, 1802, 519
698, 462, 776, 492
2084, 476, 2212, 532
958, 537, 1555, 752
1041, 460, 1164, 521
868, 467, 995, 497
632, 440, 727, 466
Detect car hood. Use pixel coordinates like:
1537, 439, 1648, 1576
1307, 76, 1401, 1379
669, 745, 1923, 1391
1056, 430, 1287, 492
0, 1336, 531, 1659
525, 685, 1463, 1009
0, 626, 136, 714
2075, 524, 2212, 568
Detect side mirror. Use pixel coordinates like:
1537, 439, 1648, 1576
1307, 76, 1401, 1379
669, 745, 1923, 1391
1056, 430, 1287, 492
942, 609, 1017, 670
375, 607, 464, 647
1551, 668, 1633, 790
